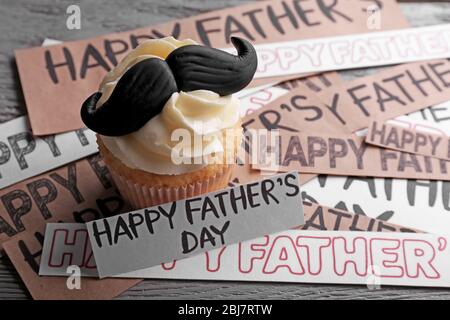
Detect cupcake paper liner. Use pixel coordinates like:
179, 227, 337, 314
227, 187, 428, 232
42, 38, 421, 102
109, 164, 234, 209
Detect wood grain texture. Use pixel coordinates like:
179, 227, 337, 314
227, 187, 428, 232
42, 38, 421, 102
1, 0, 450, 300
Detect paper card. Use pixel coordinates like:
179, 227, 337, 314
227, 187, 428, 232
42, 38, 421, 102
14, 0, 408, 135
40, 223, 97, 277
241, 83, 351, 135
253, 24, 450, 79
41, 229, 450, 289
234, 79, 351, 187
365, 120, 450, 161
412, 101, 450, 128
126, 231, 450, 288
317, 59, 450, 132
2, 229, 140, 300
87, 172, 305, 277
239, 72, 342, 117
301, 103, 450, 237
302, 171, 450, 237
0, 155, 130, 248
39, 202, 415, 278
0, 116, 97, 189
370, 101, 450, 138
0, 156, 140, 299
252, 131, 450, 181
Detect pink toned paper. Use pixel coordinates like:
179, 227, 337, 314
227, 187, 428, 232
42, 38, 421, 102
317, 60, 450, 132
37, 201, 416, 278
366, 120, 450, 161
252, 131, 450, 181
14, 0, 408, 135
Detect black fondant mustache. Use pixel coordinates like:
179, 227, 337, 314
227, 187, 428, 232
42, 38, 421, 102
81, 59, 178, 136
81, 37, 257, 137
166, 37, 258, 96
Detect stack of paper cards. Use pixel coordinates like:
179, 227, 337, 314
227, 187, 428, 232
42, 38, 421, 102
4, 0, 450, 300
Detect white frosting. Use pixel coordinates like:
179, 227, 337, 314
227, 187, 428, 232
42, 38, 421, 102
98, 37, 241, 175
101, 90, 240, 175
97, 37, 197, 107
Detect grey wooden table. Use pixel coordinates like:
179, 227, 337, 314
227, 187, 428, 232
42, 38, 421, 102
1, 0, 450, 300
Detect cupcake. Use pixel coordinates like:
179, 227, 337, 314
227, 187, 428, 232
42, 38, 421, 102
80, 36, 258, 209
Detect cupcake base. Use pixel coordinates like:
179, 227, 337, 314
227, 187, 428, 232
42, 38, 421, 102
110, 164, 234, 209
97, 136, 236, 209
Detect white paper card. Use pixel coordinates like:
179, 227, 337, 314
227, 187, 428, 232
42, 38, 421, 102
0, 116, 97, 189
41, 224, 450, 288
39, 223, 98, 277
86, 172, 305, 278
251, 23, 450, 79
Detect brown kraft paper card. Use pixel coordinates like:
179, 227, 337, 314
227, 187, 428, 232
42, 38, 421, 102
232, 80, 351, 185
366, 120, 450, 161
0, 155, 129, 248
14, 0, 409, 135
3, 199, 411, 299
317, 59, 450, 133
252, 131, 450, 181
0, 155, 140, 299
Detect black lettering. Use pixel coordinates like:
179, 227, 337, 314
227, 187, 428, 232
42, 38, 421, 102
242, 9, 267, 38
307, 136, 327, 166
230, 185, 248, 213
195, 16, 221, 46
80, 44, 111, 79
407, 179, 437, 207
75, 128, 90, 146
91, 219, 112, 248
87, 155, 112, 189
324, 93, 346, 125
329, 138, 348, 168
113, 216, 134, 243
0, 142, 11, 178
8, 132, 36, 170
289, 95, 322, 121
383, 74, 414, 103
185, 197, 202, 225
347, 84, 371, 116
181, 230, 198, 254
267, 1, 299, 35
406, 65, 441, 96
26, 178, 57, 219
159, 203, 176, 229
41, 135, 61, 157
1, 189, 32, 232
50, 163, 84, 204
144, 209, 160, 234
293, 0, 320, 26
261, 179, 279, 205
317, 0, 352, 23
283, 136, 308, 167
428, 61, 450, 88
45, 47, 76, 84
104, 39, 129, 66
224, 16, 254, 43
96, 195, 125, 218
373, 82, 406, 111
259, 110, 297, 132
210, 221, 231, 246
